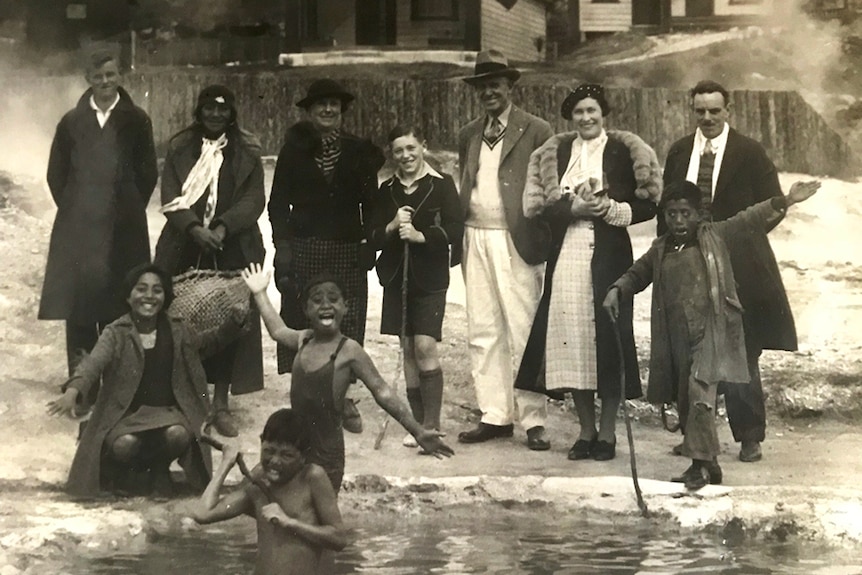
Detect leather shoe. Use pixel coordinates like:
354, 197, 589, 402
526, 426, 550, 451
458, 422, 513, 444
212, 409, 239, 438
684, 465, 711, 490
592, 439, 616, 461
672, 459, 722, 485
567, 436, 596, 460
739, 441, 762, 462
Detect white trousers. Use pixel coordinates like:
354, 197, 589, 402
462, 227, 547, 429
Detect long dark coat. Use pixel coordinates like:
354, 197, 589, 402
515, 131, 661, 400
40, 88, 157, 324
154, 126, 266, 395
63, 313, 220, 498
662, 128, 796, 351
369, 171, 463, 293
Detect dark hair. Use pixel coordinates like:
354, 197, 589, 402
659, 180, 704, 212
561, 83, 611, 119
387, 125, 425, 144
124, 263, 175, 309
301, 272, 346, 307
260, 409, 310, 451
84, 47, 117, 73
690, 80, 730, 107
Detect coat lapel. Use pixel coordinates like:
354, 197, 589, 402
499, 107, 527, 165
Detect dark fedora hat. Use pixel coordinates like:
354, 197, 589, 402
462, 50, 521, 85
296, 78, 355, 109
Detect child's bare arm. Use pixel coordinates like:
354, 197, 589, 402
260, 466, 348, 551
241, 263, 301, 350
350, 342, 454, 457
191, 445, 252, 524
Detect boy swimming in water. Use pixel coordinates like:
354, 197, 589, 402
241, 263, 454, 493
604, 179, 819, 489
192, 408, 346, 575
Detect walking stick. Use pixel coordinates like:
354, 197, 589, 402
199, 421, 277, 503
374, 242, 409, 449
608, 313, 650, 518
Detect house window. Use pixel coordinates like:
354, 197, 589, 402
411, 0, 459, 21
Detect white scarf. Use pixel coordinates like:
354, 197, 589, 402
162, 134, 228, 227
561, 129, 608, 194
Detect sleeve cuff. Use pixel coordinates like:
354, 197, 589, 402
603, 199, 633, 227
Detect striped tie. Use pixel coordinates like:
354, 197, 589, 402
483, 117, 505, 149
696, 141, 715, 220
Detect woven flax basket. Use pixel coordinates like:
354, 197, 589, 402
170, 268, 251, 341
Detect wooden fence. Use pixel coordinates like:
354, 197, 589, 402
4, 71, 858, 178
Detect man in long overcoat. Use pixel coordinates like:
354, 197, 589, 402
40, 50, 158, 379
662, 80, 797, 463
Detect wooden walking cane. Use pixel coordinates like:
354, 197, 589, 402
373, 242, 410, 449
608, 312, 650, 518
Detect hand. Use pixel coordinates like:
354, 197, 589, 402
603, 287, 620, 321
786, 180, 821, 206
261, 502, 291, 527
398, 223, 425, 244
190, 226, 223, 252
212, 224, 227, 244
570, 195, 608, 219
415, 429, 455, 459
46, 388, 79, 417
241, 263, 272, 294
387, 206, 415, 235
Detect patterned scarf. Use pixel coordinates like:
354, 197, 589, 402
315, 129, 341, 178
162, 134, 228, 227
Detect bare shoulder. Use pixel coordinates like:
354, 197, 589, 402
303, 463, 330, 485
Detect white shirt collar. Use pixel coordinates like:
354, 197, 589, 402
487, 103, 513, 129
694, 122, 729, 155
89, 93, 121, 128
395, 161, 443, 188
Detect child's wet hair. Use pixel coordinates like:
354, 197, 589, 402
660, 180, 703, 212
260, 408, 310, 451
301, 272, 346, 306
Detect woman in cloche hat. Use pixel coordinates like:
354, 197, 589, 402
268, 79, 384, 424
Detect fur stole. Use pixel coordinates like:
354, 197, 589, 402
524, 129, 662, 218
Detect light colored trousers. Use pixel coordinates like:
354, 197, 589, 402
462, 226, 547, 430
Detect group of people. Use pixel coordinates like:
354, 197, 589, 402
41, 46, 819, 573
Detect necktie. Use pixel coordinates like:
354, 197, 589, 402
483, 117, 505, 149
696, 140, 715, 220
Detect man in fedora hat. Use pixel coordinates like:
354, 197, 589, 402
269, 78, 384, 384
455, 50, 554, 451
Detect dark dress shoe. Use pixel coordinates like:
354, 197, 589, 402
526, 426, 551, 451
567, 436, 596, 460
739, 441, 762, 462
458, 422, 514, 444
672, 459, 722, 485
592, 439, 616, 461
684, 465, 711, 491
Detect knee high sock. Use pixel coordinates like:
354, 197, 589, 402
419, 368, 444, 431
406, 386, 424, 427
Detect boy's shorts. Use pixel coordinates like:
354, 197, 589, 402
380, 283, 446, 342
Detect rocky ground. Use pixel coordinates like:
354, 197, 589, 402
0, 154, 861, 572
